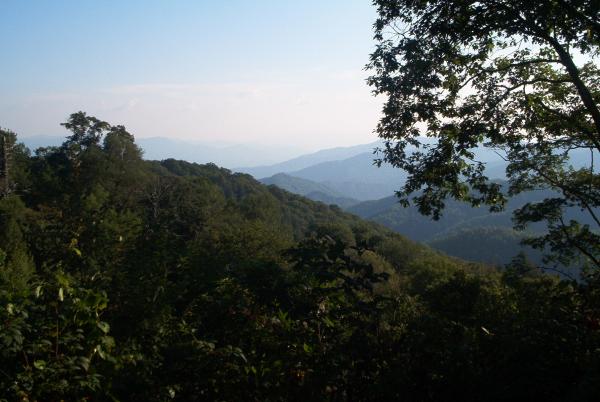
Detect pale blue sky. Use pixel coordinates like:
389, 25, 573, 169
0, 0, 381, 149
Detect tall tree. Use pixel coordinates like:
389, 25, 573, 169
0, 129, 18, 197
0, 129, 30, 199
368, 0, 600, 270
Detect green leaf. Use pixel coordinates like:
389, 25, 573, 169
33, 360, 46, 370
79, 356, 91, 371
322, 317, 335, 328
97, 321, 110, 334
96, 345, 106, 360
56, 271, 70, 288
58, 287, 64, 302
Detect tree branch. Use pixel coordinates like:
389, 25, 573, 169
545, 35, 600, 141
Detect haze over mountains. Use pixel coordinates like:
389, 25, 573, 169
237, 140, 412, 201
240, 143, 592, 269
234, 141, 382, 178
19, 134, 591, 268
19, 135, 311, 168
260, 173, 360, 209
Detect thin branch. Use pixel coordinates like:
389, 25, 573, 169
544, 35, 600, 142
557, 216, 600, 269
541, 265, 578, 281
533, 165, 600, 228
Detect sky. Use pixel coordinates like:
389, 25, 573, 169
0, 0, 382, 150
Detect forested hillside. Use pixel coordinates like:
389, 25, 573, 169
1, 114, 599, 401
260, 173, 359, 208
348, 185, 596, 267
348, 191, 541, 265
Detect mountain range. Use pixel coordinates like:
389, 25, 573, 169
259, 173, 360, 208
234, 141, 383, 178
242, 146, 592, 269
239, 139, 512, 202
18, 135, 310, 168
19, 134, 593, 268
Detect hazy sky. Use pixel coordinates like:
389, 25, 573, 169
0, 0, 382, 150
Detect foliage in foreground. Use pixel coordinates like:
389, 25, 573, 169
368, 0, 600, 272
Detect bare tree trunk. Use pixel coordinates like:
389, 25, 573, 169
1, 136, 7, 196
0, 132, 15, 197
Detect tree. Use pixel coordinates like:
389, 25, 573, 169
368, 0, 600, 271
0, 129, 29, 197
62, 111, 110, 150
0, 129, 16, 197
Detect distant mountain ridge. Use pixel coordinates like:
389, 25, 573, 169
346, 192, 539, 265
347, 184, 595, 268
235, 141, 383, 179
238, 140, 517, 202
19, 135, 64, 150
260, 173, 342, 197
286, 152, 407, 200
18, 135, 309, 168
259, 173, 359, 208
137, 137, 307, 168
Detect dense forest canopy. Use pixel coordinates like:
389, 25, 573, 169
0, 112, 599, 401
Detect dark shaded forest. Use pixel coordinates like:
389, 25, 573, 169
1, 113, 599, 401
